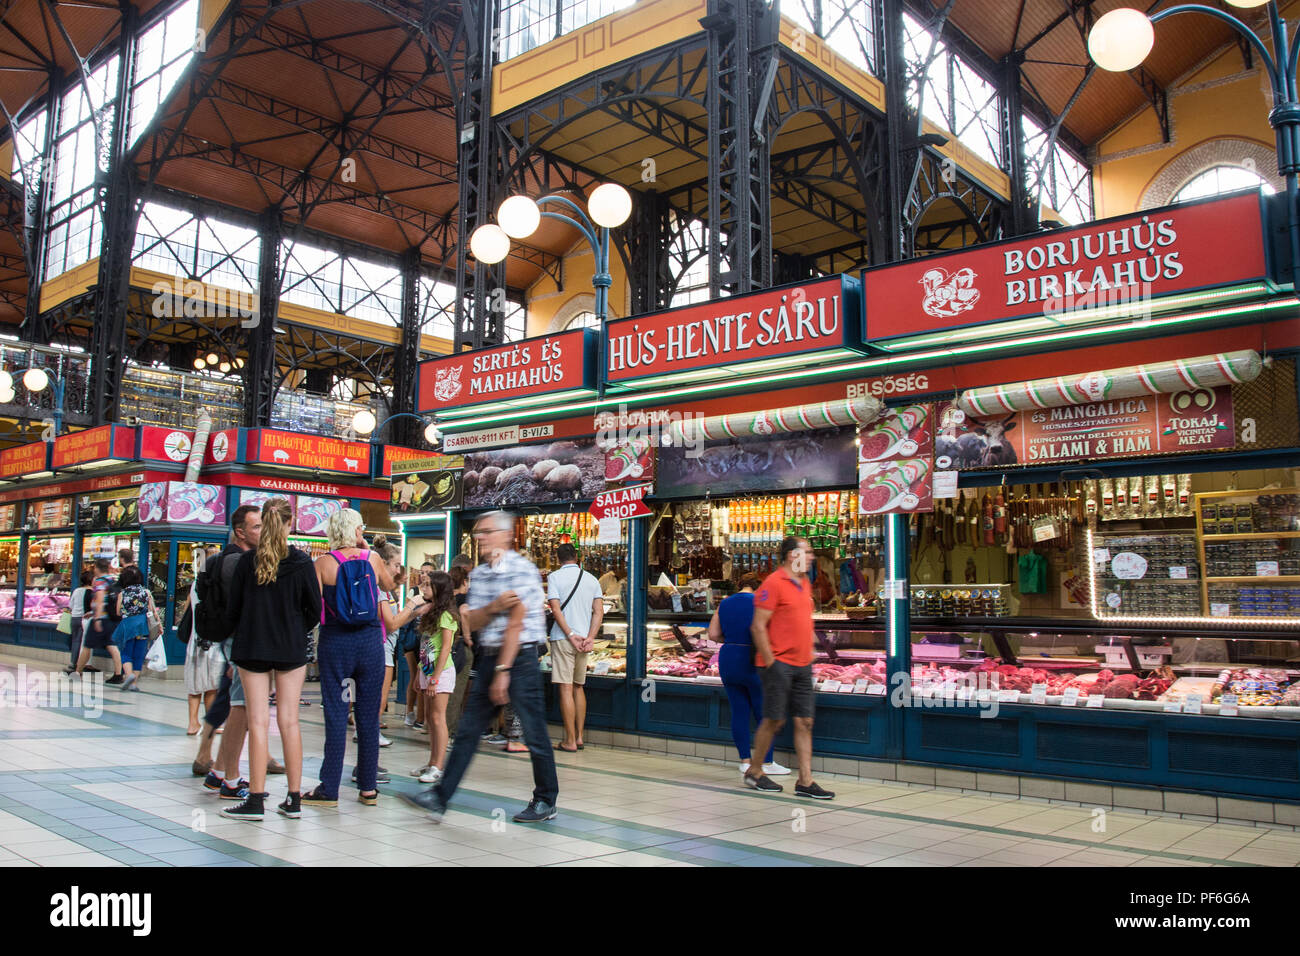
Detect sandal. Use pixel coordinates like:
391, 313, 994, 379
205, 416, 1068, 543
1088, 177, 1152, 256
358, 790, 379, 806
300, 787, 338, 807
557, 743, 578, 753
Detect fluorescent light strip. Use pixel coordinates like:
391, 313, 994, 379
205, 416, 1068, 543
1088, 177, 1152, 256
881, 283, 1273, 352
435, 387, 598, 420
609, 349, 859, 392
438, 296, 1296, 432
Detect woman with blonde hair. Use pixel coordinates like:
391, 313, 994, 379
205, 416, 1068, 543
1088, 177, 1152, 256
302, 508, 396, 807
220, 498, 321, 821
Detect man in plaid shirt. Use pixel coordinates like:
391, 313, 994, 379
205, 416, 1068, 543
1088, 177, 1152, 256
404, 510, 560, 824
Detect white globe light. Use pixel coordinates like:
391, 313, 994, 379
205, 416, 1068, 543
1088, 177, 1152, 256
22, 368, 48, 392
193, 358, 206, 370
352, 409, 378, 436
1226, 0, 1270, 7
219, 361, 231, 373
469, 224, 511, 264
206, 352, 219, 365
498, 195, 541, 239
0, 385, 13, 404
423, 422, 440, 446
0, 370, 11, 392
588, 182, 632, 228
1088, 8, 1154, 72
235, 357, 246, 369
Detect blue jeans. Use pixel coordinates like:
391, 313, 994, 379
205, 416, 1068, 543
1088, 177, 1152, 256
719, 644, 773, 764
317, 623, 384, 798
436, 644, 558, 808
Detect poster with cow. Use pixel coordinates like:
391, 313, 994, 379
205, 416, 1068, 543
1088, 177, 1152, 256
935, 402, 1019, 470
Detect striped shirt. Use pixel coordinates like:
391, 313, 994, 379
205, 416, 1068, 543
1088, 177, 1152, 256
466, 550, 546, 649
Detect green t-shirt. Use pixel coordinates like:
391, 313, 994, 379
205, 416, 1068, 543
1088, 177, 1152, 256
420, 611, 459, 675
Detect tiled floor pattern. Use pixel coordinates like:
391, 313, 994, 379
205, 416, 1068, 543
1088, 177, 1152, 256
1, 652, 1298, 867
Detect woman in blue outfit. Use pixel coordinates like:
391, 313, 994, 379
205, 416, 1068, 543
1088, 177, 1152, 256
708, 572, 789, 777
114, 565, 157, 692
303, 508, 396, 808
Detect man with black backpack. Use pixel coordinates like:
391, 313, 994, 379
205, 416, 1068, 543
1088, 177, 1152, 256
192, 505, 285, 788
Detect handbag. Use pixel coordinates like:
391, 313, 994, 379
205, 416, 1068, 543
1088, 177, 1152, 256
56, 611, 72, 634
147, 596, 162, 641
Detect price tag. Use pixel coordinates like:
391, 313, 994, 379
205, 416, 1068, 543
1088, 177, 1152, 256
1086, 694, 1105, 708
838, 682, 855, 694
1163, 700, 1183, 713
1256, 560, 1280, 577
593, 660, 612, 676
955, 686, 974, 701
933, 470, 958, 499
1168, 566, 1188, 579
1030, 683, 1047, 704
997, 690, 1020, 703
1210, 602, 1231, 618
866, 683, 887, 696
821, 680, 842, 693
1219, 694, 1238, 717
975, 689, 991, 702
853, 679, 870, 693
1093, 548, 1110, 564
596, 517, 623, 544
1061, 687, 1080, 707
1184, 693, 1203, 714
883, 578, 906, 600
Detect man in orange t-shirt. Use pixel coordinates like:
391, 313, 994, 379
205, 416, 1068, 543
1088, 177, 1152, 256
744, 536, 834, 800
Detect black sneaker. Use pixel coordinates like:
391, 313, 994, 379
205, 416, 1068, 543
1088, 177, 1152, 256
221, 792, 266, 821
400, 788, 446, 823
219, 778, 250, 800
743, 773, 783, 792
513, 800, 557, 823
278, 792, 301, 818
795, 781, 835, 800
105, 674, 124, 685
202, 771, 223, 792
352, 766, 391, 784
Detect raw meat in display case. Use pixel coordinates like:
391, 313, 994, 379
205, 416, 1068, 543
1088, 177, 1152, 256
21, 589, 70, 622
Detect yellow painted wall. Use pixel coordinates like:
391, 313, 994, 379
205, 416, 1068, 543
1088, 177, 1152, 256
524, 239, 632, 337
1092, 14, 1289, 218
38, 259, 100, 312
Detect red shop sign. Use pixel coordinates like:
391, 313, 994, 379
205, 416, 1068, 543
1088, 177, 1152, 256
417, 328, 593, 413
250, 429, 371, 475
0, 442, 48, 478
51, 425, 134, 470
139, 426, 239, 466
862, 192, 1271, 343
590, 483, 652, 520
382, 444, 432, 477
606, 275, 861, 384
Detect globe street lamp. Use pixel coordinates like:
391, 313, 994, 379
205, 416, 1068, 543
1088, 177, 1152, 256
351, 409, 442, 460
469, 182, 633, 337
1089, 2, 1300, 295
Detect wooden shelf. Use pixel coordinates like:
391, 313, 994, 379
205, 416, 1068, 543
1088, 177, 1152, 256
1203, 575, 1300, 583
1203, 532, 1300, 540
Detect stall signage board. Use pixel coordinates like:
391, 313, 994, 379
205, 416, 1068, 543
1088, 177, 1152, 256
862, 192, 1270, 343
417, 328, 592, 413
51, 425, 134, 470
295, 496, 344, 536
250, 429, 371, 475
78, 495, 138, 529
443, 425, 520, 453
590, 483, 652, 520
139, 482, 226, 525
390, 455, 465, 515
0, 504, 14, 531
936, 387, 1234, 470
139, 426, 235, 466
858, 404, 934, 516
0, 442, 48, 478
36, 497, 73, 529
0, 470, 151, 504
382, 445, 437, 477
207, 429, 239, 464
605, 275, 862, 384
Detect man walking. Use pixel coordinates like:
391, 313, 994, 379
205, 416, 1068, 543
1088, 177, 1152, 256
743, 536, 834, 800
74, 556, 123, 684
546, 543, 603, 751
404, 510, 558, 824
194, 505, 286, 789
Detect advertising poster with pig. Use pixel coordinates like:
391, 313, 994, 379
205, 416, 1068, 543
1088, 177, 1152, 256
658, 427, 857, 499
858, 405, 934, 515
462, 441, 604, 508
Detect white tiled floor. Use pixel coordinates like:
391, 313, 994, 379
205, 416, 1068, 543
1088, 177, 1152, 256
0, 650, 1297, 867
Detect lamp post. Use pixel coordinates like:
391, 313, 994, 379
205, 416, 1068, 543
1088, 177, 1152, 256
5, 366, 66, 435
1089, 1, 1300, 296
469, 183, 633, 393
351, 409, 441, 456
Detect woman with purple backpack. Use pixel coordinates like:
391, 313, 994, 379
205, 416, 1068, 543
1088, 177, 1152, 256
301, 508, 397, 808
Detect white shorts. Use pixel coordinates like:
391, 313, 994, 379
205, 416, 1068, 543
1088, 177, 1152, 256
420, 663, 456, 695
383, 630, 397, 667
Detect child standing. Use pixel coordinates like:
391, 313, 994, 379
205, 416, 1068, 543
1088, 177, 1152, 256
413, 571, 457, 783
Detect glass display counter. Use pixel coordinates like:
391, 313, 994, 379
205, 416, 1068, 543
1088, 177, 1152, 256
22, 535, 74, 622
0, 535, 20, 619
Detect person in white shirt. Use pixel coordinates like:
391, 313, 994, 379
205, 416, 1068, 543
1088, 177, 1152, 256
546, 543, 604, 752
65, 570, 94, 674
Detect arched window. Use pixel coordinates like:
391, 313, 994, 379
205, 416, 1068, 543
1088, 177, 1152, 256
563, 311, 600, 330
1174, 165, 1275, 203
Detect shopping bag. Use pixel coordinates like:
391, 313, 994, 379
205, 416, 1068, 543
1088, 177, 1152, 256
55, 611, 72, 634
145, 636, 168, 673
147, 611, 162, 641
